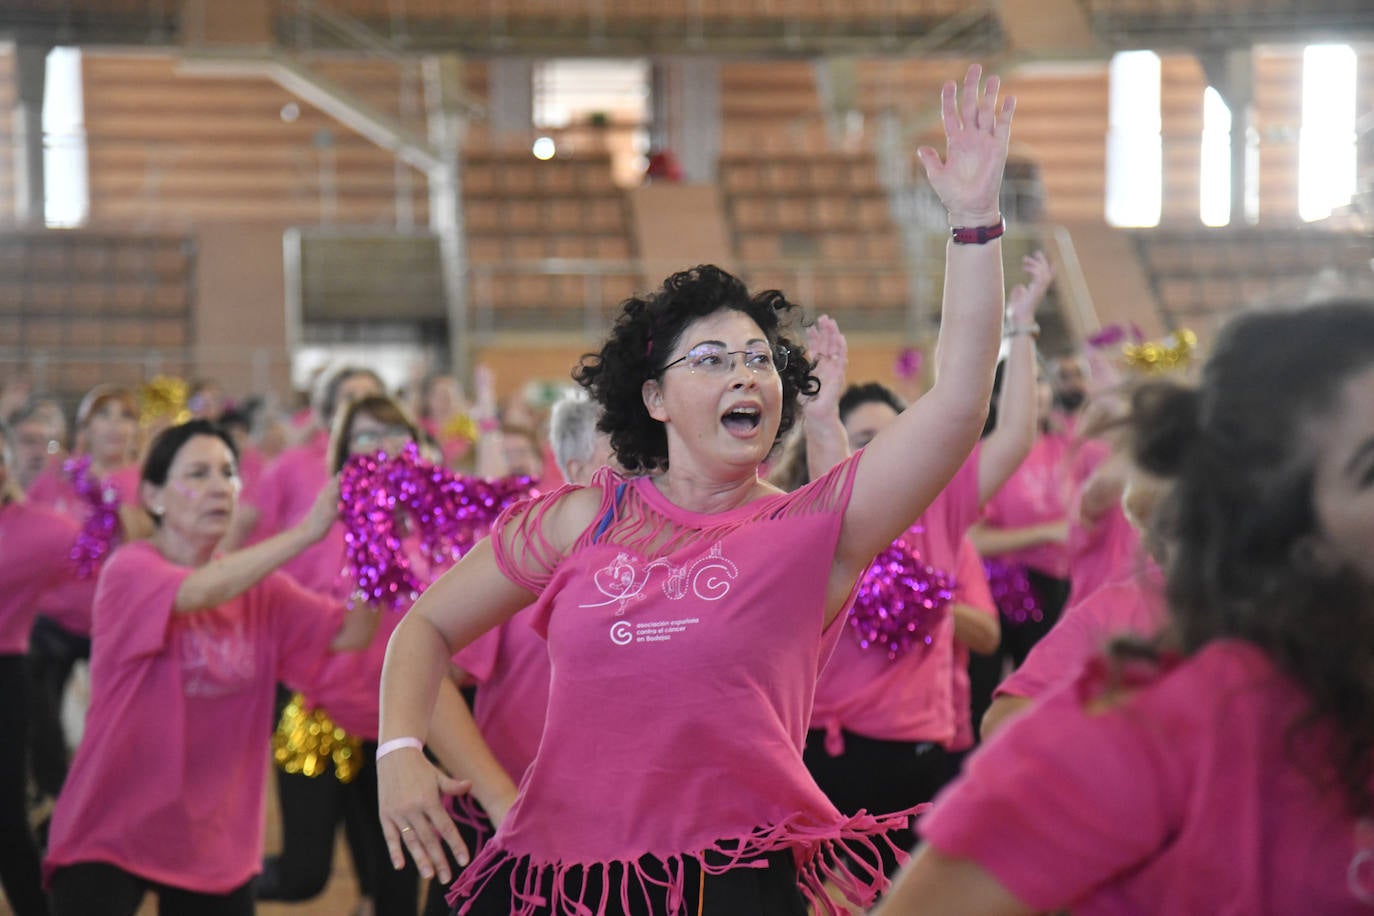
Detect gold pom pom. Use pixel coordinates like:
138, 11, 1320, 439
271, 693, 365, 784
1122, 329, 1198, 374
140, 376, 191, 428
441, 413, 480, 444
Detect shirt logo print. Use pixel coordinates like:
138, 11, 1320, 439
583, 542, 739, 616
609, 620, 634, 645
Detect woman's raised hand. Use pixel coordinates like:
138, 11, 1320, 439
1007, 250, 1055, 329
916, 64, 1014, 227
803, 315, 849, 421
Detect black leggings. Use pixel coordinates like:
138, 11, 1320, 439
459, 850, 807, 916
0, 655, 48, 916
422, 807, 488, 916
25, 617, 88, 799
255, 739, 419, 915
49, 861, 253, 916
802, 728, 947, 876
967, 570, 1070, 744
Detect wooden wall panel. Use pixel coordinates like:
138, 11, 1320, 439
0, 44, 16, 226
81, 51, 431, 227
1159, 53, 1206, 225
317, 0, 970, 21
719, 61, 828, 154
1253, 46, 1303, 224
1004, 66, 1110, 223
853, 59, 1109, 223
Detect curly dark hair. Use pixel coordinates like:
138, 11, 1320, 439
1126, 299, 1374, 818
573, 265, 819, 473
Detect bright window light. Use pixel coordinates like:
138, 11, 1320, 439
1298, 44, 1357, 223
533, 58, 649, 129
42, 47, 88, 228
1106, 51, 1162, 227
1200, 87, 1232, 227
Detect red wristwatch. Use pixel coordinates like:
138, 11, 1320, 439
950, 219, 1005, 245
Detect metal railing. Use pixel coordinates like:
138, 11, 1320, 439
272, 0, 1001, 55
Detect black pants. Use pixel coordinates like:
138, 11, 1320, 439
25, 617, 88, 799
459, 850, 807, 916
967, 570, 1070, 744
422, 807, 488, 916
0, 655, 48, 916
49, 861, 253, 916
256, 740, 419, 914
802, 728, 947, 876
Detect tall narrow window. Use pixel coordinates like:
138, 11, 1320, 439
1106, 50, 1162, 227
533, 58, 650, 186
1298, 44, 1357, 223
1199, 87, 1232, 226
42, 47, 88, 228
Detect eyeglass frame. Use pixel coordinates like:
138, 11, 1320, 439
348, 425, 415, 450
658, 342, 790, 377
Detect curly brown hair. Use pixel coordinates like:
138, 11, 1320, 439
1128, 299, 1374, 818
573, 265, 820, 474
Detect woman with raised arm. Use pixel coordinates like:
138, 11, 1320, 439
799, 251, 1047, 874
43, 419, 377, 916
377, 64, 1012, 915
876, 299, 1374, 915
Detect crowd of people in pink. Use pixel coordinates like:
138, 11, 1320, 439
1, 64, 1371, 916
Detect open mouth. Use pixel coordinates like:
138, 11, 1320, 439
721, 405, 762, 435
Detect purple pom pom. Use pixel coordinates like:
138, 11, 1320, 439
848, 537, 956, 661
338, 444, 537, 612
981, 557, 1043, 625
65, 455, 122, 579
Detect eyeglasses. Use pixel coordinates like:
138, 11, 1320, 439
349, 426, 413, 450
661, 343, 788, 376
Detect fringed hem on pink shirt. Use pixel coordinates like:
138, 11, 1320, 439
446, 805, 928, 915
445, 791, 496, 859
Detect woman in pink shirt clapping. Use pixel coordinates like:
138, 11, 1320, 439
877, 299, 1374, 915
377, 64, 1014, 915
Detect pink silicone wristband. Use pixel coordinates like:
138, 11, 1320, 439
375, 737, 424, 762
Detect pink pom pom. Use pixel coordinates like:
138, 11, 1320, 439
848, 536, 956, 661
338, 444, 537, 612
65, 455, 123, 579
894, 347, 924, 381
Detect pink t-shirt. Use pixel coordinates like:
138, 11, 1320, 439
0, 503, 91, 654
27, 461, 140, 635
299, 527, 426, 740
978, 432, 1073, 578
250, 435, 337, 591
453, 604, 551, 783
947, 538, 996, 752
997, 567, 1166, 702
810, 450, 982, 746
44, 541, 344, 893
301, 604, 402, 740
1067, 501, 1144, 610
922, 639, 1374, 914
302, 471, 534, 740
450, 452, 913, 914
235, 443, 266, 512
26, 461, 139, 520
